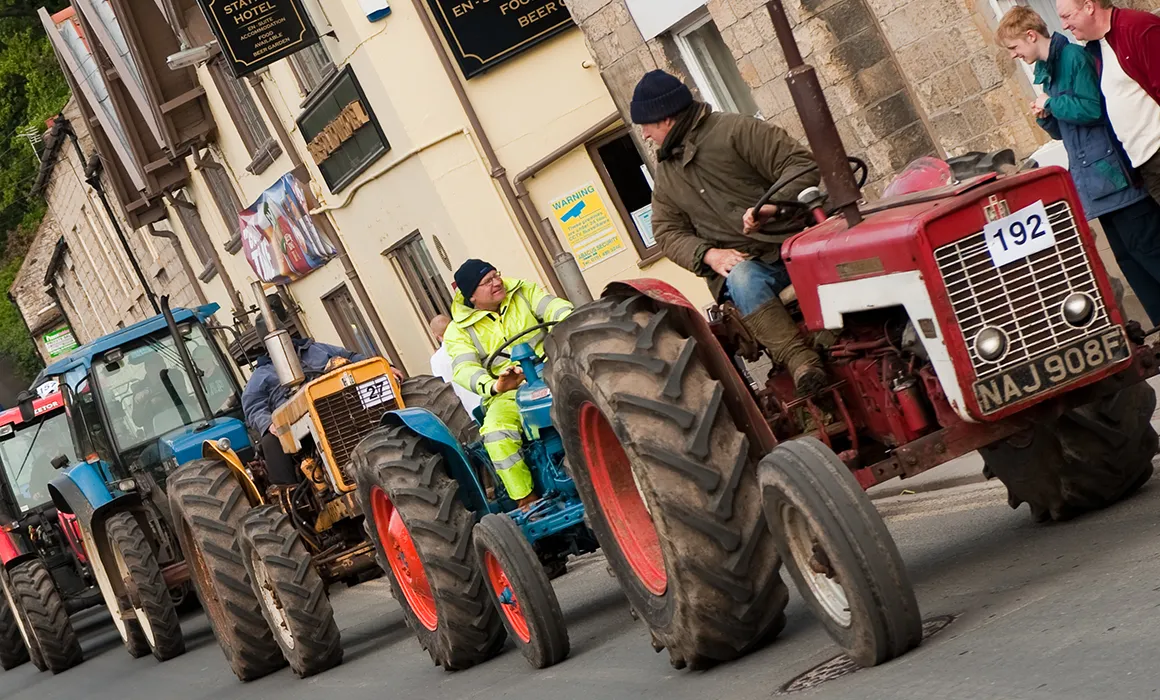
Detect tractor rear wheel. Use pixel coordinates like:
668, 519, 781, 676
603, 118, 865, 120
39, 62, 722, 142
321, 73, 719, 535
107, 512, 185, 661
354, 425, 505, 670
169, 459, 284, 681
239, 505, 342, 677
8, 559, 82, 673
545, 294, 790, 670
981, 382, 1157, 522
759, 438, 922, 666
0, 571, 31, 670
473, 513, 569, 669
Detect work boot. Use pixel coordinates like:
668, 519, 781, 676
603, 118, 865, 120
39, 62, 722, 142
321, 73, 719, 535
743, 299, 827, 396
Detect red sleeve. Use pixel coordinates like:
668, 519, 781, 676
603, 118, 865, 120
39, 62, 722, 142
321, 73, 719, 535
1140, 22, 1160, 103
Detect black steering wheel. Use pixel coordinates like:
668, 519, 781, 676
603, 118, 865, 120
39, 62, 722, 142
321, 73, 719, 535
753, 157, 869, 214
484, 322, 559, 378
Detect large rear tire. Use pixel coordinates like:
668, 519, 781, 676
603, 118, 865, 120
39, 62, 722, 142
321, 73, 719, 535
981, 382, 1157, 522
168, 459, 285, 681
106, 512, 185, 661
759, 437, 922, 666
0, 571, 31, 670
473, 513, 569, 669
545, 294, 789, 670
8, 559, 83, 673
353, 425, 505, 670
239, 504, 342, 678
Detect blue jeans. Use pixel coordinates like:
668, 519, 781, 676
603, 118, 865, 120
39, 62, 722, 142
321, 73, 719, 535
723, 259, 792, 315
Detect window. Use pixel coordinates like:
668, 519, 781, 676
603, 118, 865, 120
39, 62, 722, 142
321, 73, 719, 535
384, 232, 453, 326
168, 190, 217, 280
588, 129, 658, 261
673, 14, 760, 117
322, 285, 379, 358
288, 42, 336, 96
207, 58, 281, 174
196, 150, 246, 253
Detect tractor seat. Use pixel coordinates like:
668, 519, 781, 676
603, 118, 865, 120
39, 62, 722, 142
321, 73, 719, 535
779, 284, 797, 305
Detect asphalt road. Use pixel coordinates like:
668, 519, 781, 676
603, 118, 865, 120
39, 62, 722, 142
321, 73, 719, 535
4, 475, 1160, 700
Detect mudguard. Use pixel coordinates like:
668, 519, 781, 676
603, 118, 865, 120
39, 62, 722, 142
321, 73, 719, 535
381, 408, 495, 516
201, 440, 264, 507
48, 461, 115, 520
0, 527, 33, 569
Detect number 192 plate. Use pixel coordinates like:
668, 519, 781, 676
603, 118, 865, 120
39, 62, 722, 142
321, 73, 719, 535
985, 200, 1055, 267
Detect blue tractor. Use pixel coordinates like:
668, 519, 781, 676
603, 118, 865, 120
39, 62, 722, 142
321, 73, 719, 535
40, 299, 253, 663
353, 324, 595, 670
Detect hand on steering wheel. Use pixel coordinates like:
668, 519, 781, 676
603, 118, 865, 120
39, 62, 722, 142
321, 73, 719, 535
484, 322, 560, 378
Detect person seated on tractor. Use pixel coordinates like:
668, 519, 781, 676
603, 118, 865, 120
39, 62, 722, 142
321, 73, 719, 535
242, 306, 367, 489
191, 346, 237, 414
444, 260, 572, 507
631, 69, 826, 395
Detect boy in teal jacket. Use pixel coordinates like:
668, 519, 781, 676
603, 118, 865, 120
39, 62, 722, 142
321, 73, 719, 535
999, 6, 1160, 323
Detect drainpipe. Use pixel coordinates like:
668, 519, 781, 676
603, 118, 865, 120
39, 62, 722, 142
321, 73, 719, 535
247, 73, 406, 373
407, 0, 565, 298
512, 113, 621, 305
147, 223, 209, 307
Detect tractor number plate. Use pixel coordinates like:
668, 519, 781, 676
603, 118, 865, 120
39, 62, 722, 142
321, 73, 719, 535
973, 327, 1129, 414
357, 375, 395, 410
984, 200, 1055, 267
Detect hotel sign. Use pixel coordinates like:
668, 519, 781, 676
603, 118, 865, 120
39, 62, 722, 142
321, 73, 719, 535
428, 0, 574, 79
196, 0, 320, 78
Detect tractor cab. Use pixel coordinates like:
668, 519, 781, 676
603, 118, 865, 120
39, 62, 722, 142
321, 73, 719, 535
0, 388, 73, 519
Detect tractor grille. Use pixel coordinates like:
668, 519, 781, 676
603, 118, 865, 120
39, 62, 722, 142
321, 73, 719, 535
934, 199, 1113, 380
313, 376, 398, 483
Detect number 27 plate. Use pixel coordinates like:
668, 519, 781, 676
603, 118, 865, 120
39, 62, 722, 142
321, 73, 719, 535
984, 200, 1055, 267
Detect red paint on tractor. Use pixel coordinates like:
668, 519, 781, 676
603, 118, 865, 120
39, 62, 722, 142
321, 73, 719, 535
371, 486, 438, 630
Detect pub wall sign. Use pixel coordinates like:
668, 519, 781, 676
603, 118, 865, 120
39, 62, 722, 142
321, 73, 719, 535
197, 0, 321, 78
428, 0, 574, 79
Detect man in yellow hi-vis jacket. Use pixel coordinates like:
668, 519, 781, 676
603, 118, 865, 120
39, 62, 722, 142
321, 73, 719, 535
444, 260, 573, 504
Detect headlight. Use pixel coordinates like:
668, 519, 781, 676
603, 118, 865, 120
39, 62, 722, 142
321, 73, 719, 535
975, 327, 1008, 362
117, 479, 137, 492
163, 457, 178, 472
217, 437, 231, 452
1062, 292, 1094, 327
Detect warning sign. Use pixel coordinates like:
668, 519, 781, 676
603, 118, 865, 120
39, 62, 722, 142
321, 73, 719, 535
550, 183, 625, 270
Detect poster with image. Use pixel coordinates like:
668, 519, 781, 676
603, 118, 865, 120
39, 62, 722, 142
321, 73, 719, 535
239, 172, 336, 284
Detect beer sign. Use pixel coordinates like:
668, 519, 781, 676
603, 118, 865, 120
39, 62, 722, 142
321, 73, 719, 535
428, 0, 574, 78
196, 0, 321, 78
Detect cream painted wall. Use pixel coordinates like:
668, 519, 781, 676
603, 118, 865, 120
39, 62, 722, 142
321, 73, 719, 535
183, 0, 719, 376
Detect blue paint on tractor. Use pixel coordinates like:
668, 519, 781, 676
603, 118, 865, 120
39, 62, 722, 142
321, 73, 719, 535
55, 460, 115, 509
158, 416, 251, 467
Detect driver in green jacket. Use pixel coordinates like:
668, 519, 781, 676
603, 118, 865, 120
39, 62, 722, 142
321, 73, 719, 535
444, 260, 573, 505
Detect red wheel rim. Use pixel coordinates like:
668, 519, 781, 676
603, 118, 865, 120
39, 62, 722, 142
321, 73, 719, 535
483, 551, 531, 642
371, 486, 438, 631
579, 402, 667, 595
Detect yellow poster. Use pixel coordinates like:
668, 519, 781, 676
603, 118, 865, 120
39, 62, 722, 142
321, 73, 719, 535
550, 182, 626, 270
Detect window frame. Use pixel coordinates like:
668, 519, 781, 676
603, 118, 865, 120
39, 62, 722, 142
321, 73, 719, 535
321, 284, 380, 358
167, 189, 218, 282
206, 56, 281, 174
287, 41, 337, 99
585, 127, 665, 266
194, 149, 246, 254
672, 13, 760, 117
383, 232, 453, 343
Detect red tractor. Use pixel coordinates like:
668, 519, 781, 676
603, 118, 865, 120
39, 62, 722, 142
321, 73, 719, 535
541, 0, 1158, 671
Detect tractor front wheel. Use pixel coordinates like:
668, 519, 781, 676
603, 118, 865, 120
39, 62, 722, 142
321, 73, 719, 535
8, 559, 83, 673
168, 459, 284, 681
106, 513, 185, 661
354, 425, 505, 670
759, 438, 922, 666
981, 382, 1157, 522
545, 294, 789, 670
0, 570, 31, 670
239, 505, 342, 677
473, 513, 569, 668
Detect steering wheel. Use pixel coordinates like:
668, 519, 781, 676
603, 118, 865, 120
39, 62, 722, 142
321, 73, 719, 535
484, 322, 559, 378
753, 157, 869, 215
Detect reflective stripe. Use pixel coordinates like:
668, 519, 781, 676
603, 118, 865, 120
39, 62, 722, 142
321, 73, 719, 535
516, 289, 540, 322
535, 294, 558, 319
467, 369, 488, 390
494, 452, 526, 470
451, 353, 477, 370
466, 327, 486, 358
483, 430, 522, 444
549, 305, 570, 322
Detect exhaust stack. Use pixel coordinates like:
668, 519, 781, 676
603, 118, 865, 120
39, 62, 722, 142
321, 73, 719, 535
766, 0, 863, 227
252, 281, 305, 388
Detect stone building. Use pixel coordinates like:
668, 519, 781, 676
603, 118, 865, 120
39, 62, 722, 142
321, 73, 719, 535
568, 0, 1159, 194
10, 95, 205, 362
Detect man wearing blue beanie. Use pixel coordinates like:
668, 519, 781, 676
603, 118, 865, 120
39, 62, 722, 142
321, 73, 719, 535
632, 69, 826, 395
442, 260, 572, 505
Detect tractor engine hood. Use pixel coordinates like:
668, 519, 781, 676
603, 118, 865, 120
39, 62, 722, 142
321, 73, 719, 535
156, 416, 252, 474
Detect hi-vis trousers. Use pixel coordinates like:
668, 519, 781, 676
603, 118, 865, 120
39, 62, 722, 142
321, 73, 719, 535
481, 394, 534, 500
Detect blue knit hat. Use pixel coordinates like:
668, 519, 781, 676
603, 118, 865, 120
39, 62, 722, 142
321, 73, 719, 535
455, 259, 496, 306
630, 70, 694, 124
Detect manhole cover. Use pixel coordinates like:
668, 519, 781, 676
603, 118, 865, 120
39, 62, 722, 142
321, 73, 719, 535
777, 615, 955, 694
